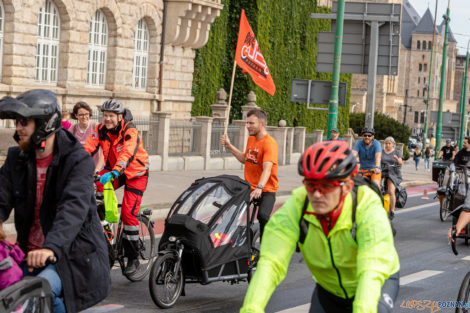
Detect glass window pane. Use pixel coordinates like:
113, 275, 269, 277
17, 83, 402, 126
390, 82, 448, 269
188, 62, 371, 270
176, 183, 216, 215
210, 203, 248, 248
192, 186, 231, 224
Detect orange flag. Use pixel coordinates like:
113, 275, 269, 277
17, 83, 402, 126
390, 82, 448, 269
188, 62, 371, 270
235, 10, 276, 96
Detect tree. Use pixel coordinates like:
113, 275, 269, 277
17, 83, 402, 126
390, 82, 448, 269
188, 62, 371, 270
349, 113, 411, 144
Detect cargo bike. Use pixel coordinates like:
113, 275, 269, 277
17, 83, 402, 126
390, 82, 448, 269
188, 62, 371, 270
148, 175, 261, 309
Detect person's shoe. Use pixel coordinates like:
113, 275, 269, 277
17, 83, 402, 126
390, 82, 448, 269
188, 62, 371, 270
389, 211, 395, 220
124, 259, 140, 275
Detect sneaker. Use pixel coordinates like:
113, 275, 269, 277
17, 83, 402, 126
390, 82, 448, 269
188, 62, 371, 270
124, 259, 140, 275
389, 211, 395, 220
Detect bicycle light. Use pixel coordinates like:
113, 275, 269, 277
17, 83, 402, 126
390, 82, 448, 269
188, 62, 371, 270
169, 236, 177, 242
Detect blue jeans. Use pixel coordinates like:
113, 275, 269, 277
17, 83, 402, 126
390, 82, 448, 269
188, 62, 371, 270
22, 263, 66, 313
424, 157, 430, 169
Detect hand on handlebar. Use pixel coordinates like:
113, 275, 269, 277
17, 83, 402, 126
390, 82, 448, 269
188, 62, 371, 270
250, 188, 262, 201
27, 248, 56, 272
373, 167, 381, 174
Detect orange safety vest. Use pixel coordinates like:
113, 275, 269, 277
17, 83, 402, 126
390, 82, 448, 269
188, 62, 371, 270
84, 113, 149, 179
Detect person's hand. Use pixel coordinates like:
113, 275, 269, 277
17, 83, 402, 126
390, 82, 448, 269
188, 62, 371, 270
393, 155, 399, 160
27, 248, 55, 271
250, 188, 262, 201
374, 167, 380, 174
100, 170, 119, 185
220, 134, 231, 149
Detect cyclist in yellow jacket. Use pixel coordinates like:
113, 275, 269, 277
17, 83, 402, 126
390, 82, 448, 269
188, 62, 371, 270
241, 140, 400, 313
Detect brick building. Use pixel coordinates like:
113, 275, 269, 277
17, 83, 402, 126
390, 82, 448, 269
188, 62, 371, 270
0, 0, 222, 120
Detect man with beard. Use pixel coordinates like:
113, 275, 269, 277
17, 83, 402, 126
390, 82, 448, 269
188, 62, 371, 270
84, 99, 149, 275
0, 89, 110, 313
353, 127, 382, 187
220, 108, 278, 237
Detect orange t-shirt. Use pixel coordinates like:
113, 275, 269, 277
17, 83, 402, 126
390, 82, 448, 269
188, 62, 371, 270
244, 134, 279, 192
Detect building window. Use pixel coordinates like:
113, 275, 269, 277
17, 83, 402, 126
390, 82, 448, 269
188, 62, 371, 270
428, 41, 432, 50
423, 41, 427, 50
414, 111, 419, 123
419, 63, 422, 71
418, 77, 420, 84
132, 19, 149, 90
87, 10, 108, 87
35, 0, 60, 83
417, 90, 420, 97
423, 88, 427, 97
420, 111, 425, 123
417, 40, 421, 50
424, 77, 426, 84
424, 63, 427, 72
0, 2, 3, 79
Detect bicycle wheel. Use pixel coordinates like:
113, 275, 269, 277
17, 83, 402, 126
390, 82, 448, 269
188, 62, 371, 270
456, 272, 470, 313
149, 253, 184, 309
124, 215, 156, 282
248, 225, 260, 282
440, 196, 451, 222
438, 171, 445, 187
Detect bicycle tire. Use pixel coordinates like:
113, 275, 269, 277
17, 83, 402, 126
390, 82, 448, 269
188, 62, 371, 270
451, 225, 459, 256
438, 171, 445, 187
440, 197, 451, 222
456, 272, 470, 313
124, 215, 156, 282
248, 224, 261, 282
149, 253, 184, 309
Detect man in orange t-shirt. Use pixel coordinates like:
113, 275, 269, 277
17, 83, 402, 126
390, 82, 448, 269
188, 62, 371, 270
221, 108, 278, 237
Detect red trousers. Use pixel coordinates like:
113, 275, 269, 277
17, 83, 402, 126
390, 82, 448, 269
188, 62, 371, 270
96, 169, 148, 226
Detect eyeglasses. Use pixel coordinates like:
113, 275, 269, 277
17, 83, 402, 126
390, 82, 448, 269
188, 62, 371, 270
15, 118, 28, 127
77, 113, 90, 118
303, 179, 345, 194
362, 134, 373, 137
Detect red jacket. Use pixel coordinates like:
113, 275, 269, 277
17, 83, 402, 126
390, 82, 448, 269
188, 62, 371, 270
84, 110, 149, 179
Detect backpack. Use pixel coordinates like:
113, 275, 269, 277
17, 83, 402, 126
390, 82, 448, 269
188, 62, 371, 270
0, 241, 24, 290
297, 176, 383, 249
395, 185, 408, 209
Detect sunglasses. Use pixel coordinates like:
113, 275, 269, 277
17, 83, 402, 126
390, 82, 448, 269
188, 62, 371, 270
303, 179, 345, 194
362, 134, 373, 137
77, 113, 90, 118
15, 118, 28, 127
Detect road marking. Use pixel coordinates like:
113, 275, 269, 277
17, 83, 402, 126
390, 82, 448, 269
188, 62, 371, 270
400, 270, 443, 286
408, 192, 436, 198
462, 256, 470, 261
82, 304, 124, 312
396, 202, 439, 214
276, 304, 310, 313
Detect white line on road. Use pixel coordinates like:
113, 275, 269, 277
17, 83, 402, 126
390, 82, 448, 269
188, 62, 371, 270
400, 270, 443, 286
408, 192, 436, 198
276, 304, 310, 313
462, 256, 470, 261
396, 202, 439, 214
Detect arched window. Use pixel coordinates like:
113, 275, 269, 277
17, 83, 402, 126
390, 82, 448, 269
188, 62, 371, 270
87, 10, 108, 86
0, 2, 4, 79
423, 41, 427, 50
428, 41, 432, 50
417, 40, 421, 50
35, 0, 60, 83
132, 19, 149, 90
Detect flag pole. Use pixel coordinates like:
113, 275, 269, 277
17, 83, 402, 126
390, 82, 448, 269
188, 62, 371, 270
224, 60, 237, 135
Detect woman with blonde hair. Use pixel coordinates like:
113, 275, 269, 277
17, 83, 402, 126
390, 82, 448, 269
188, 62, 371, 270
381, 136, 403, 219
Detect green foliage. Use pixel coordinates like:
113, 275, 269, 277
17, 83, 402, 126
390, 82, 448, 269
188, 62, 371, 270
192, 1, 352, 133
403, 145, 410, 161
349, 112, 411, 144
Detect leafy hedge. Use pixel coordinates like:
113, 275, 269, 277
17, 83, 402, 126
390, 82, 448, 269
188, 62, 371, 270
191, 0, 352, 133
350, 112, 411, 145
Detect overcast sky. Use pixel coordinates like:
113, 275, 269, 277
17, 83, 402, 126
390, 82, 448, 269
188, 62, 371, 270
410, 0, 470, 54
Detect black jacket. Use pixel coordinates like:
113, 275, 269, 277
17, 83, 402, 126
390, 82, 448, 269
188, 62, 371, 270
0, 129, 110, 312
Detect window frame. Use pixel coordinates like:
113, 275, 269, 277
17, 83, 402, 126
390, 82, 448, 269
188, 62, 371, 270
35, 0, 60, 84
86, 10, 108, 87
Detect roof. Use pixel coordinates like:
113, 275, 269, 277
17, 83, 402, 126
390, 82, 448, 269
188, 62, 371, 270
438, 21, 457, 43
413, 9, 436, 34
401, 0, 420, 48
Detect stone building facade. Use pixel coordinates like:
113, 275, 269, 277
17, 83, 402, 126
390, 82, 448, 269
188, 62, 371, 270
454, 54, 470, 113
0, 0, 222, 120
343, 0, 459, 137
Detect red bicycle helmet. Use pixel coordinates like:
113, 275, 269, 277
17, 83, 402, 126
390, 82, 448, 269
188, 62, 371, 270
298, 140, 358, 180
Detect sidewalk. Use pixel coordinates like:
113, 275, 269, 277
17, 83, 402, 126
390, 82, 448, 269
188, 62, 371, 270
2, 158, 436, 237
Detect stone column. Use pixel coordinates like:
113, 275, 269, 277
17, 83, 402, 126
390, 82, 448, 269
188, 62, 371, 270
342, 134, 354, 148
286, 127, 294, 164
233, 120, 248, 151
313, 130, 324, 143
267, 126, 288, 166
210, 89, 229, 125
156, 112, 172, 171
294, 127, 306, 152
195, 116, 213, 169
241, 91, 258, 120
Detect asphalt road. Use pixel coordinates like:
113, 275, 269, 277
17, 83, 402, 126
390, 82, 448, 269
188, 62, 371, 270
85, 190, 470, 313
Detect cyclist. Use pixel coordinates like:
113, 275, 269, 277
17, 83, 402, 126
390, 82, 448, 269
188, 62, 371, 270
438, 138, 456, 161
240, 141, 399, 313
84, 99, 149, 275
381, 136, 403, 219
0, 89, 110, 313
353, 127, 382, 187
220, 108, 278, 238
448, 137, 470, 241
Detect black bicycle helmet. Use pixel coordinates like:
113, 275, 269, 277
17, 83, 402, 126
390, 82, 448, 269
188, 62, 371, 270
0, 89, 61, 149
361, 127, 375, 135
101, 99, 125, 114
298, 141, 358, 181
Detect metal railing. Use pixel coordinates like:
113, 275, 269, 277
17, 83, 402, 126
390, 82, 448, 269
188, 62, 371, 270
169, 119, 202, 156
210, 122, 240, 158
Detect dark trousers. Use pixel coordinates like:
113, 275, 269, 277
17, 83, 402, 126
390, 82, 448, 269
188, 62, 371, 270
309, 272, 400, 313
256, 192, 276, 238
